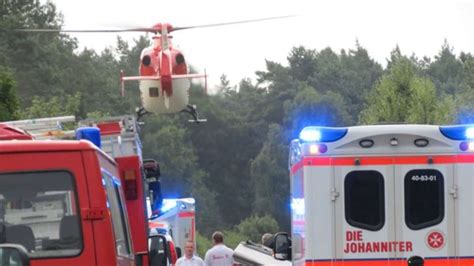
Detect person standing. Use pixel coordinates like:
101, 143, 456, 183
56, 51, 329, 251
261, 233, 273, 248
176, 240, 205, 266
204, 231, 234, 266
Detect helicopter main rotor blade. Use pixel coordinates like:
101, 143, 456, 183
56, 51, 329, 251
172, 15, 296, 31
15, 28, 158, 33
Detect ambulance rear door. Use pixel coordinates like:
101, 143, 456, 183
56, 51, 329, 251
394, 160, 456, 261
334, 159, 396, 263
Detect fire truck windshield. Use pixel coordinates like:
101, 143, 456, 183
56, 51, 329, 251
0, 171, 82, 258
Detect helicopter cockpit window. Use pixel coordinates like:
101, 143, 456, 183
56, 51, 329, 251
0, 171, 82, 258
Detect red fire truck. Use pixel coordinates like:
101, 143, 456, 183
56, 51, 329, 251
0, 116, 177, 266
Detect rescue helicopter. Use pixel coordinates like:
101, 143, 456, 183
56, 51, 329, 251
17, 16, 293, 122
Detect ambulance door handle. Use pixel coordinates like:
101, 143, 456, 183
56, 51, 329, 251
449, 185, 458, 199
331, 188, 339, 201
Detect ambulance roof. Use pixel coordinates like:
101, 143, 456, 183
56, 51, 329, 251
294, 124, 473, 157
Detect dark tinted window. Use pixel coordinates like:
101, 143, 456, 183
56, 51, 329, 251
405, 169, 444, 230
345, 171, 385, 231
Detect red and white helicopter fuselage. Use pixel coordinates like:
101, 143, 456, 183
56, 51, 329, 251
121, 23, 205, 115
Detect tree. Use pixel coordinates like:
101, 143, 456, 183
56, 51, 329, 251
0, 67, 20, 121
0, 0, 78, 103
216, 74, 236, 96
236, 215, 279, 243
454, 54, 474, 123
21, 92, 81, 118
189, 170, 224, 235
339, 43, 383, 122
284, 85, 351, 136
141, 115, 197, 196
427, 40, 463, 98
287, 46, 317, 81
250, 124, 290, 229
360, 57, 455, 124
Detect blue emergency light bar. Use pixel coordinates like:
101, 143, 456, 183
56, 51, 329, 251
76, 127, 101, 148
160, 199, 178, 213
439, 125, 474, 140
299, 126, 348, 142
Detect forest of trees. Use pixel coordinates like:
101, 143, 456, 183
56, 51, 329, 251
2, 0, 474, 249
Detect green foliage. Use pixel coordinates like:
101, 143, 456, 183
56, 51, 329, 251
250, 124, 290, 229
216, 74, 236, 96
360, 57, 455, 124
222, 230, 250, 250
21, 92, 81, 119
455, 55, 474, 123
0, 0, 77, 103
427, 40, 463, 96
190, 170, 224, 236
86, 111, 111, 120
195, 231, 212, 257
0, 67, 20, 121
196, 230, 248, 257
236, 215, 279, 243
285, 85, 352, 130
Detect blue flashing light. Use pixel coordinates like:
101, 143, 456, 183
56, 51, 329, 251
156, 228, 168, 235
290, 198, 305, 216
299, 128, 321, 142
440, 125, 474, 140
299, 126, 348, 142
466, 128, 474, 139
76, 127, 102, 148
160, 199, 178, 213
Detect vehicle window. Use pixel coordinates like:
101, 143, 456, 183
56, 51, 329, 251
149, 236, 167, 266
0, 171, 82, 258
344, 170, 385, 231
102, 170, 133, 257
405, 169, 444, 230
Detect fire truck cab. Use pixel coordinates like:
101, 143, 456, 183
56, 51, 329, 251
0, 116, 175, 266
277, 124, 474, 266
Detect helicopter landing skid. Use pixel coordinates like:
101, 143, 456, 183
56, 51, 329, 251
182, 104, 207, 123
136, 107, 150, 121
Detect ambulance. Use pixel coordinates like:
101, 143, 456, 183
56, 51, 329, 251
275, 124, 474, 266
149, 198, 196, 251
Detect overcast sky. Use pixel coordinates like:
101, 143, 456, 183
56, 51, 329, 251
52, 0, 473, 90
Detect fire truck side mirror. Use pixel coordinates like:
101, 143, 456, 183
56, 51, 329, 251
148, 235, 168, 266
0, 244, 30, 266
143, 159, 161, 180
273, 232, 291, 261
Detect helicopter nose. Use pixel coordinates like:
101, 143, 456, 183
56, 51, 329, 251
142, 55, 151, 66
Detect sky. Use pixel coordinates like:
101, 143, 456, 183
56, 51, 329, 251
52, 0, 473, 92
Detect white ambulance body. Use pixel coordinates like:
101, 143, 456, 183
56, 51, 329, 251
288, 124, 474, 266
150, 198, 196, 251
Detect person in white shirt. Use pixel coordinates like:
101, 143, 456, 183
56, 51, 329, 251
204, 231, 234, 266
176, 240, 205, 266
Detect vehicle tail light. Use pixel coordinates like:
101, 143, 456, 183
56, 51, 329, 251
124, 169, 138, 200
